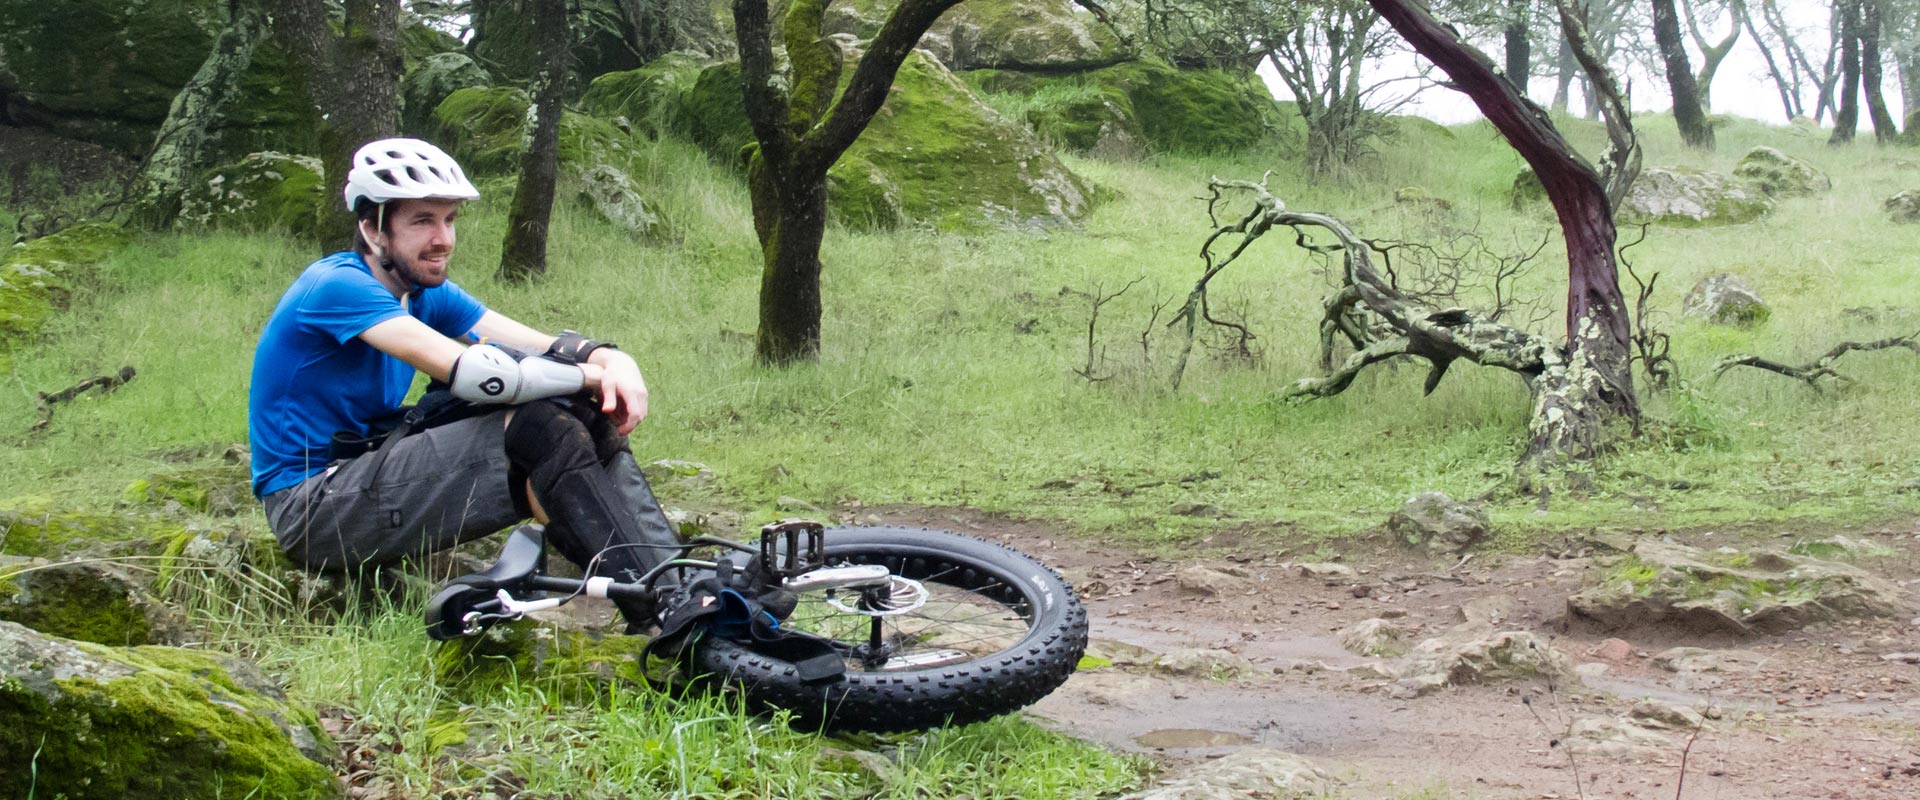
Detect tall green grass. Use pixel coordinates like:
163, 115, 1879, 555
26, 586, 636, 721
4, 115, 1917, 548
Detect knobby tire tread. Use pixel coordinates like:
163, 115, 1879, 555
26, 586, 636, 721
690, 526, 1088, 732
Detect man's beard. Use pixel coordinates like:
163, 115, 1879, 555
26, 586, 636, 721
392, 252, 450, 288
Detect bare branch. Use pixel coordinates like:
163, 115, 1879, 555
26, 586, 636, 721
1712, 332, 1920, 387
31, 367, 138, 433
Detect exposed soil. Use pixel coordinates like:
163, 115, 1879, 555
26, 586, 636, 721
865, 506, 1920, 800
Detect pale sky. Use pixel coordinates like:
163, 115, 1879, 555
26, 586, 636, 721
1257, 0, 1903, 127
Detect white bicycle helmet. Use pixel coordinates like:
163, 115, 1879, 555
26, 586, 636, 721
342, 138, 479, 212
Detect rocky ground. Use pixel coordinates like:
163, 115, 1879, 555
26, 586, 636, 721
869, 507, 1920, 800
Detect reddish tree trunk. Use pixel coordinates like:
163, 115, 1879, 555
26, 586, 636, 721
1366, 0, 1639, 473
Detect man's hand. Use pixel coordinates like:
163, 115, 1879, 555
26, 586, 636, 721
586, 349, 649, 434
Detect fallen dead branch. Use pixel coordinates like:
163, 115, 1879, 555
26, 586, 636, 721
31, 366, 137, 432
1711, 333, 1920, 388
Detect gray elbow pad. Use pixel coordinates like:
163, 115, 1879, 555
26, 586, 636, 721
450, 344, 585, 404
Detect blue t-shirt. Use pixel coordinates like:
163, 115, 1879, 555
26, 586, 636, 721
249, 252, 487, 496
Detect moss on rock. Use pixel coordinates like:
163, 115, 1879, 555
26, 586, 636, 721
433, 86, 642, 177
401, 52, 492, 138
1619, 166, 1774, 227
433, 619, 647, 703
1570, 540, 1907, 634
581, 51, 714, 137
123, 460, 254, 516
176, 151, 326, 239
0, 558, 170, 645
0, 222, 132, 371
0, 0, 314, 158
0, 621, 339, 799
0, 504, 187, 560
966, 59, 1281, 156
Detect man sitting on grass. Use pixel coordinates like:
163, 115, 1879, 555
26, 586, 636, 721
248, 137, 678, 629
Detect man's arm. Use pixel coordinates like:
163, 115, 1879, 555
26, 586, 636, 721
360, 316, 467, 381
466, 311, 651, 434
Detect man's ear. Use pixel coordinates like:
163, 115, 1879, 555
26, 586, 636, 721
360, 218, 386, 258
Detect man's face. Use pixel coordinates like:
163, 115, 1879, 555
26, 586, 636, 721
376, 197, 461, 288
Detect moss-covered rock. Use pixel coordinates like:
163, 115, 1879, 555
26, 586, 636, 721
0, 0, 315, 158
0, 557, 182, 645
826, 0, 1128, 71
1884, 189, 1920, 223
1093, 60, 1277, 154
124, 460, 255, 516
433, 617, 646, 702
1567, 540, 1909, 635
0, 504, 189, 560
1619, 166, 1774, 227
0, 222, 131, 371
580, 51, 714, 137
630, 52, 1094, 230
1732, 146, 1831, 197
176, 151, 326, 239
433, 86, 643, 176
1680, 272, 1770, 327
967, 59, 1280, 156
1510, 166, 1548, 209
400, 52, 492, 138
0, 621, 339, 799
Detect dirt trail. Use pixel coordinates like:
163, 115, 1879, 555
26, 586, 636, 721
875, 508, 1920, 799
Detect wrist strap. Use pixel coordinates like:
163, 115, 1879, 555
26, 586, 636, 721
547, 330, 616, 365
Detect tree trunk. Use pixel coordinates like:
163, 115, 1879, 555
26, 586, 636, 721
1743, 3, 1801, 120
1683, 0, 1744, 114
1652, 0, 1714, 148
1860, 0, 1900, 141
1504, 0, 1532, 89
734, 0, 962, 365
1366, 0, 1639, 477
131, 0, 268, 230
499, 0, 568, 281
1551, 35, 1576, 113
1831, 0, 1863, 143
272, 0, 404, 252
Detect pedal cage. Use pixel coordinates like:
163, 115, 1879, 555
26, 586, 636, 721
758, 519, 827, 581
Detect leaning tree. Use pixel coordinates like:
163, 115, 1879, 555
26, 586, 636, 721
734, 0, 964, 365
1174, 0, 1641, 481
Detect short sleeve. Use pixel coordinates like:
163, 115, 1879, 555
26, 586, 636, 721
420, 280, 488, 338
299, 268, 406, 345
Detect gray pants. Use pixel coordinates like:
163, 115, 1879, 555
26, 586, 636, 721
263, 411, 522, 571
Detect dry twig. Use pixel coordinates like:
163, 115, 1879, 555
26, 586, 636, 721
1712, 333, 1920, 388
30, 366, 137, 432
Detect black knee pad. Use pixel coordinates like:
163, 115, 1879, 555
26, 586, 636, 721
505, 400, 599, 491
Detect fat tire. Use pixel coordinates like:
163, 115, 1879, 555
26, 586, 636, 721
690, 526, 1088, 733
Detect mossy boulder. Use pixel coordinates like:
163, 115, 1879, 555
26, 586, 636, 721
432, 86, 643, 176
1619, 166, 1774, 227
124, 460, 255, 516
1510, 166, 1548, 209
1884, 189, 1920, 223
576, 163, 667, 240
1732, 146, 1831, 197
0, 557, 182, 645
433, 618, 645, 701
831, 52, 1093, 230
825, 0, 1128, 71
0, 0, 315, 157
1567, 540, 1909, 635
1680, 272, 1770, 327
0, 222, 131, 371
176, 151, 326, 239
580, 51, 714, 137
1363, 629, 1572, 699
0, 621, 340, 799
400, 52, 492, 137
1385, 492, 1487, 556
0, 505, 188, 560
640, 53, 1094, 230
968, 59, 1280, 155
1019, 81, 1146, 159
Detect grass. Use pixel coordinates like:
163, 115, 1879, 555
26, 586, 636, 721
9, 114, 1918, 547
